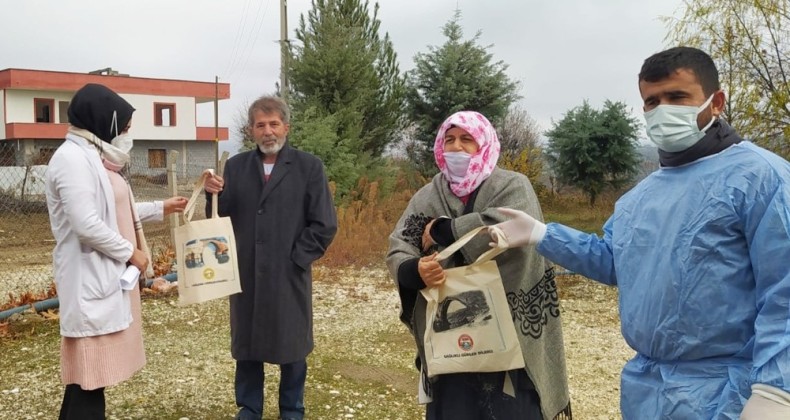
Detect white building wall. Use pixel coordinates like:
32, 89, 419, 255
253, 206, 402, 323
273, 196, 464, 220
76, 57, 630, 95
123, 94, 196, 141
5, 91, 198, 141
5, 89, 73, 123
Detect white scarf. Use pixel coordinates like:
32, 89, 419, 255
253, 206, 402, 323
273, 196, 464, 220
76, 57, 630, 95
68, 126, 155, 281
68, 126, 130, 167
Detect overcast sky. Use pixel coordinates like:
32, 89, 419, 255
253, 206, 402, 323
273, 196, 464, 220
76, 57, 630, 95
2, 0, 685, 153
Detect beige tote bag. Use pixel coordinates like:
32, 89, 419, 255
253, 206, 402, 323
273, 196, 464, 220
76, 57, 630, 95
174, 170, 241, 305
420, 226, 525, 377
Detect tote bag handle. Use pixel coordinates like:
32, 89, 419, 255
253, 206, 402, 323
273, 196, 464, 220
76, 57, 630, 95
182, 169, 218, 224
435, 225, 509, 266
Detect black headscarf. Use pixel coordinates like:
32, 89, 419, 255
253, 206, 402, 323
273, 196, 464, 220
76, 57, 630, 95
67, 83, 135, 143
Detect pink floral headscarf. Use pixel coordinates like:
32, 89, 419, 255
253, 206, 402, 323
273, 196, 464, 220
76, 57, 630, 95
434, 111, 501, 197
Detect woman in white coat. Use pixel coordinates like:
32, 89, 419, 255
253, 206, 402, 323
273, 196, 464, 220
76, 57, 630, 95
45, 83, 187, 419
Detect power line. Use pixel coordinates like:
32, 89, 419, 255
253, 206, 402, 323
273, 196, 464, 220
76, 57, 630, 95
231, 0, 272, 81
223, 0, 256, 78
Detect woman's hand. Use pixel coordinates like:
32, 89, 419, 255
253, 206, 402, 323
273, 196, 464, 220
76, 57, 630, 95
418, 252, 445, 288
129, 248, 149, 273
163, 196, 188, 216
422, 219, 436, 252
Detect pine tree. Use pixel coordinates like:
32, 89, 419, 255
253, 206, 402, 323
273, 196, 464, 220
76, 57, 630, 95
405, 10, 520, 175
545, 100, 641, 206
288, 0, 405, 159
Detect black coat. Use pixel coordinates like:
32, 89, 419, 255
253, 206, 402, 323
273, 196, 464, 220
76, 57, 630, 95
207, 144, 337, 363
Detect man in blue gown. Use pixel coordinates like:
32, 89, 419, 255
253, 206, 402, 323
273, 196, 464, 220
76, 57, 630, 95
492, 47, 790, 419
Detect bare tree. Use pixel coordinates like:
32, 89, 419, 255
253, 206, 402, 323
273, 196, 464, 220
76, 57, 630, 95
495, 105, 542, 158
495, 105, 548, 198
665, 0, 790, 158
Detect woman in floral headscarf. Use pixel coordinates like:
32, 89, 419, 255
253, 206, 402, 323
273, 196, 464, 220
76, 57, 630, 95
386, 111, 572, 420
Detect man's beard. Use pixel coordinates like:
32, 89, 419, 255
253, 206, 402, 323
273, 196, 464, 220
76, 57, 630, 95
257, 136, 284, 155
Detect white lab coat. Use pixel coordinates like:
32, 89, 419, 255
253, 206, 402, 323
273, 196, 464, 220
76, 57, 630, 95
46, 133, 162, 337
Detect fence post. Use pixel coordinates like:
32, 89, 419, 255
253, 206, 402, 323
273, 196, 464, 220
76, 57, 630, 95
167, 150, 180, 248
20, 165, 31, 200
219, 151, 229, 175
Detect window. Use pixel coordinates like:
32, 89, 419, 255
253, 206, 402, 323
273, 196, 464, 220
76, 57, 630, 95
148, 149, 167, 168
154, 103, 176, 127
34, 98, 55, 123
58, 101, 70, 123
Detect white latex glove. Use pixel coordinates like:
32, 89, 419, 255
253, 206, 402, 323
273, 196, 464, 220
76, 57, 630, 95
742, 384, 790, 419
489, 207, 547, 248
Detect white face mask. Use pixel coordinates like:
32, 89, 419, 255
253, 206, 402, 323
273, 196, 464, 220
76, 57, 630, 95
443, 151, 472, 183
644, 94, 716, 152
111, 133, 134, 154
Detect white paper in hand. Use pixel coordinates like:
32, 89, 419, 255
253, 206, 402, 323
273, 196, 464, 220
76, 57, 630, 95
120, 265, 141, 291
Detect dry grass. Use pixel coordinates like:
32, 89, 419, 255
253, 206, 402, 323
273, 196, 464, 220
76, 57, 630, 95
541, 191, 619, 234
0, 267, 631, 419
0, 268, 425, 419
321, 178, 415, 269
321, 174, 622, 270
0, 176, 634, 418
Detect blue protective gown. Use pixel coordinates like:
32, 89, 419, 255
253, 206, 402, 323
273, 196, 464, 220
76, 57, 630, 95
538, 142, 790, 419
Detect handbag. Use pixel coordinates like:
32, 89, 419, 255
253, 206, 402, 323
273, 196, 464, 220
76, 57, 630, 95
174, 170, 241, 305
420, 226, 525, 377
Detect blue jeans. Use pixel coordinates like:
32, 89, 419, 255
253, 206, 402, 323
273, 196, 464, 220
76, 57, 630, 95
234, 360, 307, 420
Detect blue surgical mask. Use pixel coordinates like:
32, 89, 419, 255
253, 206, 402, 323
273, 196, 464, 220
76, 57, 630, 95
644, 94, 716, 152
443, 151, 472, 183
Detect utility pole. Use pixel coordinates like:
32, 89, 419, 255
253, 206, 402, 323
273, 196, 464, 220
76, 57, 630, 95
280, 0, 289, 101
214, 75, 219, 169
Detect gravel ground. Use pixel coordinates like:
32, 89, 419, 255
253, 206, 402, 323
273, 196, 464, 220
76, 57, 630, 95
0, 266, 632, 419
0, 265, 53, 304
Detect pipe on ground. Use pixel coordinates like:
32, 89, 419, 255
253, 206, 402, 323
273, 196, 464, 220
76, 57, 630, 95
0, 297, 60, 321
0, 273, 178, 322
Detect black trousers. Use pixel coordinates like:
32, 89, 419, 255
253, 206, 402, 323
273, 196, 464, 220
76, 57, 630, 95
59, 384, 105, 420
426, 369, 542, 420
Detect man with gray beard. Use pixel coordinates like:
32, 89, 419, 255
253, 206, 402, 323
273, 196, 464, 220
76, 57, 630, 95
204, 95, 337, 420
